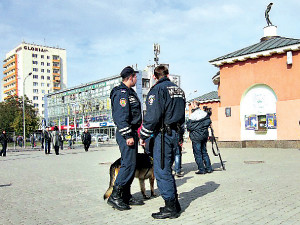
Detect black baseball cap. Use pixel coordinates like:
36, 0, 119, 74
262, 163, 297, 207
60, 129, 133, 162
120, 66, 138, 78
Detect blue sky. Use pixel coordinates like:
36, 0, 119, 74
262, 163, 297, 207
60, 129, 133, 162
1, 0, 300, 100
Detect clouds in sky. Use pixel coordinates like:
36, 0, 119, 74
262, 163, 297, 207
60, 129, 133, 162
1, 0, 300, 99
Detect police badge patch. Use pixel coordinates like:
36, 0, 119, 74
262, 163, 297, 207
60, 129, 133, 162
120, 98, 127, 107
148, 95, 155, 105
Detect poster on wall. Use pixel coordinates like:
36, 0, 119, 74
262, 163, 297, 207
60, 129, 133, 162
266, 113, 277, 129
245, 115, 258, 130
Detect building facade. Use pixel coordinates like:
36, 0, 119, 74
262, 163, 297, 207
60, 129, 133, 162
208, 26, 300, 148
45, 65, 181, 138
2, 42, 67, 117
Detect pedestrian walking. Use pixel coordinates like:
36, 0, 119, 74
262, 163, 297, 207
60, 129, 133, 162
17, 136, 23, 147
60, 133, 64, 150
52, 126, 60, 155
186, 102, 213, 174
30, 134, 35, 149
81, 128, 91, 152
66, 133, 73, 149
107, 66, 143, 211
43, 128, 52, 154
140, 65, 186, 219
0, 130, 8, 157
41, 133, 44, 150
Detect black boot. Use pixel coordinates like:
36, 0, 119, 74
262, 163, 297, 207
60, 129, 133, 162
123, 186, 144, 206
160, 195, 181, 212
152, 199, 181, 219
107, 186, 131, 211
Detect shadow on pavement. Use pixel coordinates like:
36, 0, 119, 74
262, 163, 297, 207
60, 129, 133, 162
181, 161, 227, 175
0, 183, 12, 188
179, 181, 220, 211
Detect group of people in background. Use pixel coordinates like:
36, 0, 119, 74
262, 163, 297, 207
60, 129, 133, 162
0, 125, 97, 157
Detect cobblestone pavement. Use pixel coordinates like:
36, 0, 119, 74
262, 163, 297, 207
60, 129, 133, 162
0, 141, 300, 225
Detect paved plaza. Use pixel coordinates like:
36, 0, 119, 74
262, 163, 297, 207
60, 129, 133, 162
0, 141, 300, 225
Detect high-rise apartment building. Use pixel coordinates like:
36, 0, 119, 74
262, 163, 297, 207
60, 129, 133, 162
2, 42, 67, 117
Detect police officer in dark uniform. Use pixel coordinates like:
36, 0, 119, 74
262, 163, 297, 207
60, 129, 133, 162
140, 65, 186, 219
107, 66, 143, 211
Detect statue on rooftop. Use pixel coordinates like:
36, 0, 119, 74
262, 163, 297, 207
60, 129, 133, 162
265, 3, 273, 26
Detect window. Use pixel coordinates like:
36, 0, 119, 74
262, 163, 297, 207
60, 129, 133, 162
42, 97, 44, 100
47, 63, 50, 66
33, 89, 38, 93
41, 76, 44, 80
47, 83, 50, 87
42, 104, 44, 108
34, 103, 39, 107
53, 55, 59, 60
41, 55, 44, 59
47, 76, 50, 80
33, 96, 38, 100
41, 69, 44, 73
33, 75, 38, 79
32, 54, 37, 58
33, 82, 38, 86
42, 90, 45, 94
33, 68, 38, 72
41, 62, 44, 66
47, 56, 50, 59
41, 83, 45, 87
32, 61, 38, 65
47, 69, 50, 73
142, 78, 150, 88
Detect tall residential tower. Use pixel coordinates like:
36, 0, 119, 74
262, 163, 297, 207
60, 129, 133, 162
2, 42, 67, 117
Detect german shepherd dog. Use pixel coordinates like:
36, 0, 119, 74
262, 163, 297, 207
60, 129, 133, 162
103, 153, 155, 200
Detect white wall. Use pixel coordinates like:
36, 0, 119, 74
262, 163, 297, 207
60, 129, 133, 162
240, 84, 277, 140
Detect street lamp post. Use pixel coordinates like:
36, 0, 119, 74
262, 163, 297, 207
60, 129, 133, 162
23, 72, 32, 149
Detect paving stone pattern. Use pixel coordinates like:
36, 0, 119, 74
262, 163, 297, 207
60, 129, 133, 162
0, 141, 299, 225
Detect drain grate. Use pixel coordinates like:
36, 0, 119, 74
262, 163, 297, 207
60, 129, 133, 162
244, 160, 265, 164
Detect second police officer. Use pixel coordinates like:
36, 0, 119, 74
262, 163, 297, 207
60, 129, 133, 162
107, 66, 143, 210
140, 65, 186, 219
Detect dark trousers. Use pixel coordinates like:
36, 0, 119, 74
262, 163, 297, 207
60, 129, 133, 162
0, 143, 7, 156
54, 146, 59, 155
84, 142, 90, 151
114, 131, 138, 188
192, 140, 212, 173
45, 140, 51, 154
153, 130, 179, 201
174, 145, 182, 173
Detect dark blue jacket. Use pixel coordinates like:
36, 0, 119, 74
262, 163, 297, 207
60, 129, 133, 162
110, 82, 142, 139
140, 77, 186, 140
186, 108, 211, 142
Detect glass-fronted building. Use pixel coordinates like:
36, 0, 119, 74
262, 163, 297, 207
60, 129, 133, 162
45, 65, 181, 139
45, 74, 122, 138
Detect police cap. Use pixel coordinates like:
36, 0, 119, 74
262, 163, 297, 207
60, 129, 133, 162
120, 66, 138, 78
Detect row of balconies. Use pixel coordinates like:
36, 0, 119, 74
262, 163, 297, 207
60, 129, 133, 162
3, 57, 16, 68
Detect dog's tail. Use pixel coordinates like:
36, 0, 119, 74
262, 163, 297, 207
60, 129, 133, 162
103, 160, 120, 200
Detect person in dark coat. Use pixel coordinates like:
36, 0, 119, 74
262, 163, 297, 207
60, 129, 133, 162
140, 65, 186, 219
81, 129, 91, 152
186, 102, 213, 174
52, 126, 60, 155
107, 66, 143, 211
0, 130, 8, 157
44, 128, 52, 154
